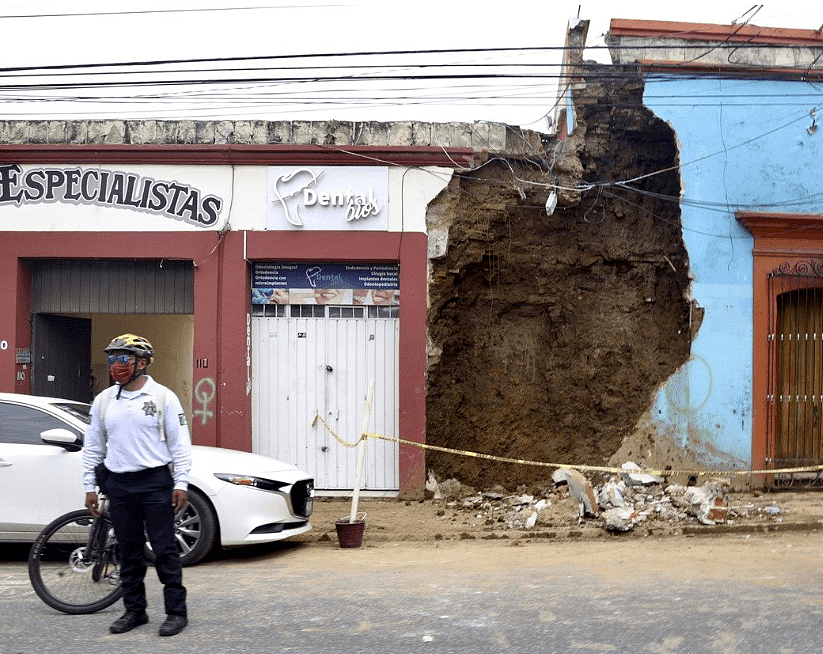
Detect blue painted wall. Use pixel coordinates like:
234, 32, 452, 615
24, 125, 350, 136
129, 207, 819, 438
641, 76, 822, 468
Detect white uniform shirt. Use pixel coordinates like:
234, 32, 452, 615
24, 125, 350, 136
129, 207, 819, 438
82, 376, 192, 493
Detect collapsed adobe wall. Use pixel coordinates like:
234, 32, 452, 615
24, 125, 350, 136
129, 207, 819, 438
425, 63, 695, 490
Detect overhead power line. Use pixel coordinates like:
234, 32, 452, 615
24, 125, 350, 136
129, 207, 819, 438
0, 71, 819, 91
0, 4, 346, 19
0, 41, 819, 75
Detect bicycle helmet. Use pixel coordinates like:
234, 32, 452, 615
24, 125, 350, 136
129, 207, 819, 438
104, 333, 154, 364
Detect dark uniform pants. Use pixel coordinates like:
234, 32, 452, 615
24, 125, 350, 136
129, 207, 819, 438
106, 465, 187, 616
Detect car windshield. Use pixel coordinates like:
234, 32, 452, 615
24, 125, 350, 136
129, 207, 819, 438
54, 402, 91, 425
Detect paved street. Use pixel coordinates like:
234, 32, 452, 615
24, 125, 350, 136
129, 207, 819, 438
2, 533, 823, 653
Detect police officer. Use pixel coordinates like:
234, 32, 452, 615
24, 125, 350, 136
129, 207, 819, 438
83, 334, 192, 637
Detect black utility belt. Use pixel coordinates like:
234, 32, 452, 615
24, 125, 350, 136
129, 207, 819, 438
109, 464, 172, 480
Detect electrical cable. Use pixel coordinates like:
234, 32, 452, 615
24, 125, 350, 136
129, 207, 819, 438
0, 71, 816, 122
0, 4, 345, 19
0, 42, 817, 78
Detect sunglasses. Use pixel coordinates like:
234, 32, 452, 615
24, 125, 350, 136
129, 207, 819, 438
107, 354, 134, 365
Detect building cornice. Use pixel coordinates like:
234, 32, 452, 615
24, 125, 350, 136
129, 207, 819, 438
737, 212, 823, 239
609, 19, 823, 47
0, 143, 479, 167
608, 19, 823, 76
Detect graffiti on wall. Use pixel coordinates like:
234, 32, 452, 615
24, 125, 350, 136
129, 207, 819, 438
664, 354, 713, 415
194, 377, 216, 425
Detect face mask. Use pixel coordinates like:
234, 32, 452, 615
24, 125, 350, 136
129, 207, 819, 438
110, 360, 135, 385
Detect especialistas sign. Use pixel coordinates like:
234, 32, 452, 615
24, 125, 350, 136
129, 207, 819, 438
0, 164, 223, 227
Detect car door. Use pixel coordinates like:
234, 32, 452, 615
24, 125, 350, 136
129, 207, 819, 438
0, 401, 86, 540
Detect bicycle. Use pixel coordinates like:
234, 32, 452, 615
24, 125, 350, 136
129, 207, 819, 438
28, 495, 124, 614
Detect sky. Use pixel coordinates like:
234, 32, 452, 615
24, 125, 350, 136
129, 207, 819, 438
1, 1, 821, 129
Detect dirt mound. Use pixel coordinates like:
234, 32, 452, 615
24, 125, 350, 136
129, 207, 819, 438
425, 64, 693, 489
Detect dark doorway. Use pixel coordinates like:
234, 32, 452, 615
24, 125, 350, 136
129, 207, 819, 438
33, 314, 92, 402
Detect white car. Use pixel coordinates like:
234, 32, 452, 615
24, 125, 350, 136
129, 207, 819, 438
0, 392, 314, 565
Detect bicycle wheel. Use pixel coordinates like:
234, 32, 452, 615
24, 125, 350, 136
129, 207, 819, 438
28, 509, 123, 614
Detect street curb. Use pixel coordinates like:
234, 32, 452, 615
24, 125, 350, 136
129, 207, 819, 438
294, 520, 823, 545
681, 520, 823, 536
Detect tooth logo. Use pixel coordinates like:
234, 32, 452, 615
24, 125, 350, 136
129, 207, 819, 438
305, 267, 321, 287
271, 168, 321, 227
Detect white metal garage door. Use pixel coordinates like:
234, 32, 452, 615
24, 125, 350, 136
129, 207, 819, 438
252, 305, 399, 492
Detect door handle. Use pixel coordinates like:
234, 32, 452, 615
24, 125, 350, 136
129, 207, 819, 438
0, 459, 11, 468
325, 365, 333, 372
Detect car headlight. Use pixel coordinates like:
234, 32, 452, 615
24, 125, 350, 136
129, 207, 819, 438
214, 474, 289, 492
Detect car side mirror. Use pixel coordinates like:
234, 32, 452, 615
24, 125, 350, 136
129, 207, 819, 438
41, 428, 82, 452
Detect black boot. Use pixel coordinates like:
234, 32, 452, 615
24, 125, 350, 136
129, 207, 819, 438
110, 611, 149, 634
159, 614, 188, 637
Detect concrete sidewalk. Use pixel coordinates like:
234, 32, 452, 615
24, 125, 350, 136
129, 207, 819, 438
295, 489, 823, 546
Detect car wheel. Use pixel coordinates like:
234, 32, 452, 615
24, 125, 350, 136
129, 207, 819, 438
145, 487, 217, 566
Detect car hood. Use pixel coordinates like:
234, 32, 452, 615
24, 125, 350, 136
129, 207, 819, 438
191, 445, 308, 478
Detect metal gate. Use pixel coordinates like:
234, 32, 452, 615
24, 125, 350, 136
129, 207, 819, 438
251, 304, 399, 492
767, 261, 823, 484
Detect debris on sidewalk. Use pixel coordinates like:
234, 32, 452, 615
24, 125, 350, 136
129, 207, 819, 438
620, 461, 665, 486
427, 470, 476, 501
598, 478, 627, 508
672, 479, 730, 525
552, 467, 599, 517
423, 463, 793, 536
602, 506, 641, 532
426, 471, 443, 500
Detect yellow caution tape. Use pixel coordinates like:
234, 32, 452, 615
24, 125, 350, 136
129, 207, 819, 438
311, 413, 823, 478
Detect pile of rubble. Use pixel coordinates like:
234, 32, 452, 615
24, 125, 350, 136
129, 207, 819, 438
427, 463, 784, 534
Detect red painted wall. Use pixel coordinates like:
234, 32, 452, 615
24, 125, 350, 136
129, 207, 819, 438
213, 231, 253, 453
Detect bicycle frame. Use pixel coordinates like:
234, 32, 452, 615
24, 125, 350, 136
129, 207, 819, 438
83, 496, 110, 566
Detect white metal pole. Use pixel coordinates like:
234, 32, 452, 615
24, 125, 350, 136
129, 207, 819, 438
350, 378, 375, 523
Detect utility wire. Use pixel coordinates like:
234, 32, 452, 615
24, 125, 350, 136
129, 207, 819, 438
0, 42, 819, 75
0, 4, 346, 19
0, 71, 818, 93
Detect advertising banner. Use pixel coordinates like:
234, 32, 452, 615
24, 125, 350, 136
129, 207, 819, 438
252, 262, 399, 305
